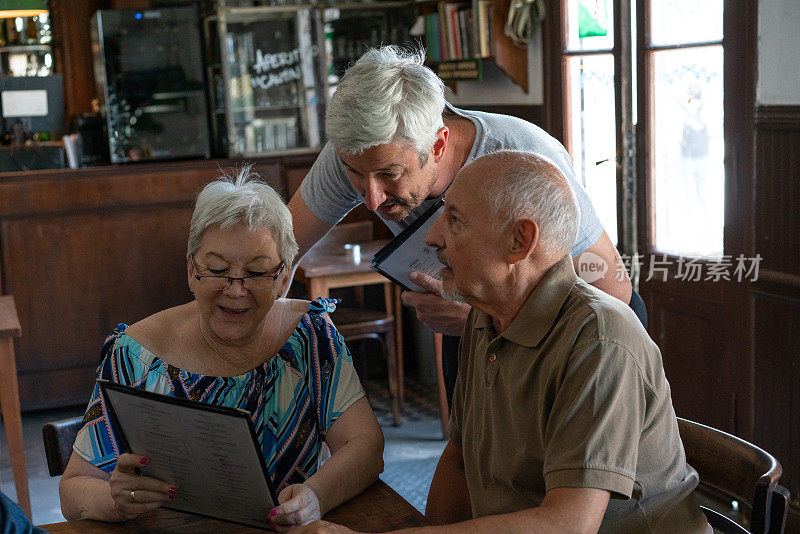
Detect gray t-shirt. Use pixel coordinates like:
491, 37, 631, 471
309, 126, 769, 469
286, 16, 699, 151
300, 104, 604, 256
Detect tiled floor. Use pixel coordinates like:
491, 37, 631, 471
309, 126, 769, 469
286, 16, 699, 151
366, 378, 448, 513
0, 378, 446, 526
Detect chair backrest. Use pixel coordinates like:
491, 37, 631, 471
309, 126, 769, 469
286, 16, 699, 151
677, 417, 790, 534
42, 416, 84, 477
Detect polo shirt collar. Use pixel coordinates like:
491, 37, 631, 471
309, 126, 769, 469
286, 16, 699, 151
474, 255, 578, 347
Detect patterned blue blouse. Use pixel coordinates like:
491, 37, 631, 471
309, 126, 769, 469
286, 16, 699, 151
73, 298, 364, 491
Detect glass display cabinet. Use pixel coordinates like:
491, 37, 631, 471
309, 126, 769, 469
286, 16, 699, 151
205, 2, 414, 158
0, 11, 54, 77
206, 6, 327, 158
322, 2, 416, 89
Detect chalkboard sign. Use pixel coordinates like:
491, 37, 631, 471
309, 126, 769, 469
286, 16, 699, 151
220, 8, 326, 155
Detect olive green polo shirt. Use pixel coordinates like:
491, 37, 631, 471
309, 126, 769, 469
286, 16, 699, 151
449, 256, 708, 533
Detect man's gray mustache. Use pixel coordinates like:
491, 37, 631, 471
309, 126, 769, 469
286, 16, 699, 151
436, 250, 451, 269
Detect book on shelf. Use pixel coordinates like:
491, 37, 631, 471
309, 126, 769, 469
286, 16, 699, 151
438, 2, 454, 59
475, 0, 493, 58
457, 6, 473, 59
427, 1, 490, 61
450, 4, 463, 58
426, 1, 492, 62
425, 12, 443, 62
436, 3, 449, 60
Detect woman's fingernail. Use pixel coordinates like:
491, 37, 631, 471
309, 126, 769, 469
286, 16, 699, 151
140, 458, 148, 465
169, 487, 177, 494
169, 494, 175, 500
270, 508, 278, 516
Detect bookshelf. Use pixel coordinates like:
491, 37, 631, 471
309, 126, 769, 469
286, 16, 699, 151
420, 0, 529, 93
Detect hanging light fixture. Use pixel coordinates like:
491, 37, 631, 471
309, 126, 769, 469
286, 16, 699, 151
0, 0, 47, 19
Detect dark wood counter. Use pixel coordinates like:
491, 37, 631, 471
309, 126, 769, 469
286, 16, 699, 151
0, 154, 324, 410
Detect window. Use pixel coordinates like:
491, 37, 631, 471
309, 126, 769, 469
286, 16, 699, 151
561, 0, 724, 258
563, 0, 618, 245
648, 1, 724, 257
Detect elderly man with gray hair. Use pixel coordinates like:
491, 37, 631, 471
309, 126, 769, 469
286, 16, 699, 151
289, 151, 709, 534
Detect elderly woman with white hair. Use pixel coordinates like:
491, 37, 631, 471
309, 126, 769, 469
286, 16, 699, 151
59, 167, 384, 531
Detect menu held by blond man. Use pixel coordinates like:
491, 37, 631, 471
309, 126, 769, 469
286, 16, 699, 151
98, 380, 278, 530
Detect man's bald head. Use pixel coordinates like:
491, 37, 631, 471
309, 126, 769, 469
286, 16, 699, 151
459, 151, 580, 258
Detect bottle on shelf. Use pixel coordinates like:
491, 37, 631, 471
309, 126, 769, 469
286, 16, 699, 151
37, 12, 52, 44
5, 18, 19, 45
26, 17, 38, 45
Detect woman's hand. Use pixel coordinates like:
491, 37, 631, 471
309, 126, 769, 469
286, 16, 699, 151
108, 454, 175, 520
270, 483, 322, 531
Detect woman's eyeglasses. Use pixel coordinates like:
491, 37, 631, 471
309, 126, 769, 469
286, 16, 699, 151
191, 257, 284, 291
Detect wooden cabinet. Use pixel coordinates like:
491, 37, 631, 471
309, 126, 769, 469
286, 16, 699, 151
486, 0, 529, 92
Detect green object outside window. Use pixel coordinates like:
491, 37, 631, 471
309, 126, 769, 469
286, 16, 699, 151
578, 0, 607, 38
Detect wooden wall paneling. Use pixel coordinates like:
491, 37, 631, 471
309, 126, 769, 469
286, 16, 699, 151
752, 105, 800, 514
540, 0, 565, 141
278, 154, 317, 199
0, 157, 287, 409
645, 282, 733, 431
3, 206, 194, 408
752, 292, 800, 510
721, 0, 759, 441
754, 107, 800, 277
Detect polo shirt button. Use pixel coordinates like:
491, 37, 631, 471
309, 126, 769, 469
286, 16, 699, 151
488, 353, 497, 362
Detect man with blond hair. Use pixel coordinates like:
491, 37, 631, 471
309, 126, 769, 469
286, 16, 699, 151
290, 151, 708, 534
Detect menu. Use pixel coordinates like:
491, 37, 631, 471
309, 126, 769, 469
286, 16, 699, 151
370, 198, 445, 292
98, 380, 276, 530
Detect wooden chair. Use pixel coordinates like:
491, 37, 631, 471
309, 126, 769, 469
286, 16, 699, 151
42, 416, 84, 477
0, 295, 31, 517
310, 222, 405, 425
296, 220, 449, 432
677, 417, 790, 534
333, 308, 398, 419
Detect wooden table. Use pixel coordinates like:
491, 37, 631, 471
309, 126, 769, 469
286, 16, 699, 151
41, 480, 425, 533
294, 239, 405, 422
0, 295, 31, 518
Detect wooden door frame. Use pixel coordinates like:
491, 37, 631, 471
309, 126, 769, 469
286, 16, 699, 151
542, 0, 634, 257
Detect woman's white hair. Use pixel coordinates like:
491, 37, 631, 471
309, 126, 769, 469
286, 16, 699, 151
187, 165, 298, 267
483, 151, 580, 258
325, 45, 445, 164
